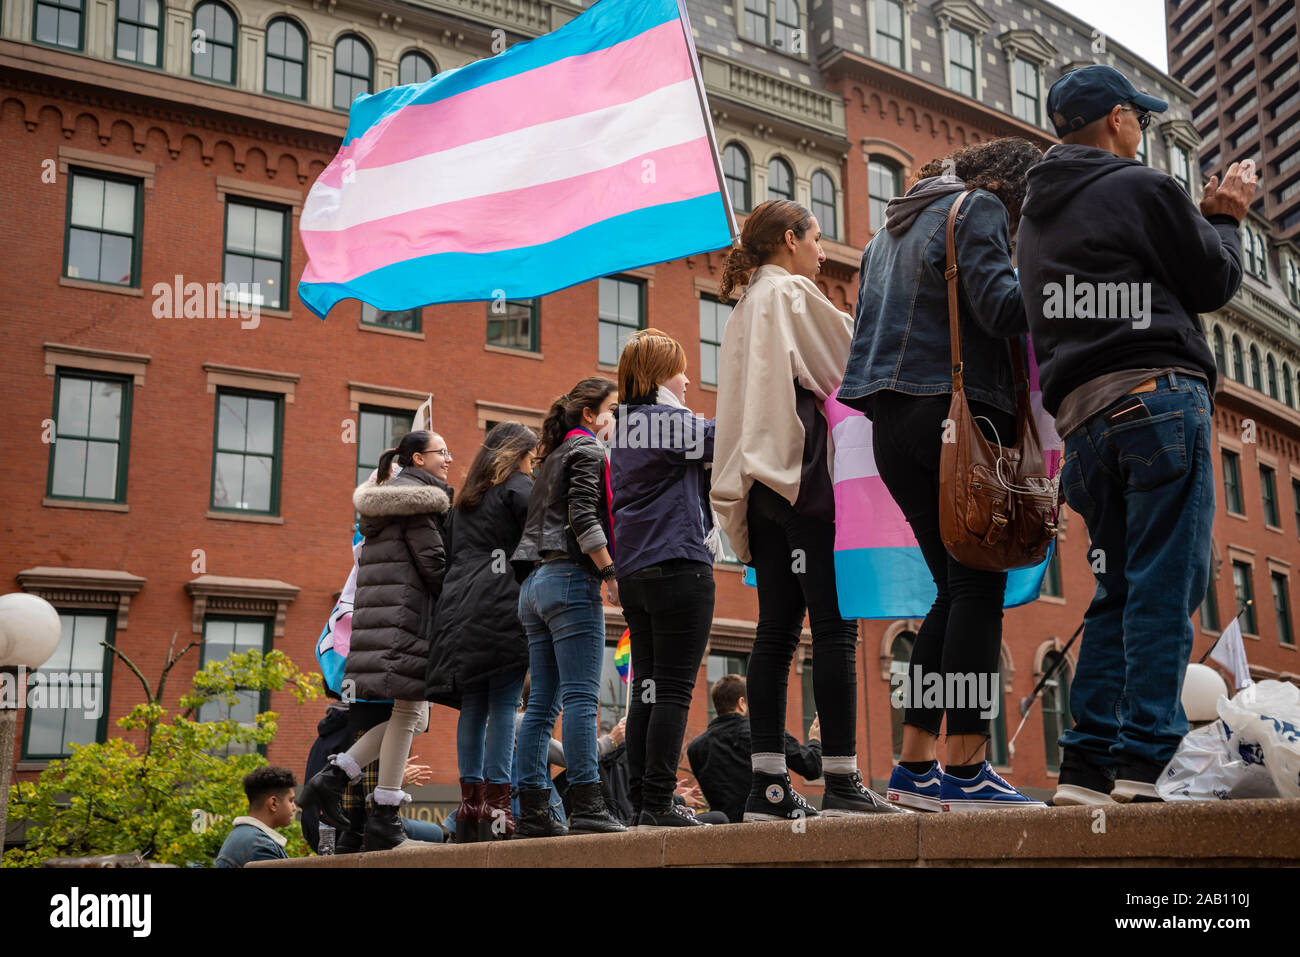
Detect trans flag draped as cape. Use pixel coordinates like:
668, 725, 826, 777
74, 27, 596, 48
298, 0, 735, 318
745, 338, 1062, 620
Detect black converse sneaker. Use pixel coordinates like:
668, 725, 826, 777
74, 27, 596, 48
1112, 756, 1166, 803
742, 771, 820, 822
822, 770, 910, 815
1052, 748, 1116, 806
637, 803, 710, 828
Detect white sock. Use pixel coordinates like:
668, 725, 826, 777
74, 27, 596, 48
823, 755, 857, 775
752, 753, 786, 775
371, 786, 410, 807
329, 752, 362, 781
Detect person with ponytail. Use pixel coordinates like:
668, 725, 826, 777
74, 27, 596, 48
299, 429, 455, 851
840, 138, 1046, 811
510, 377, 626, 837
425, 422, 538, 842
609, 329, 718, 828
711, 199, 902, 821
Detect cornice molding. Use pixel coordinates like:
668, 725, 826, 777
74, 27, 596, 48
184, 575, 300, 638
17, 567, 146, 630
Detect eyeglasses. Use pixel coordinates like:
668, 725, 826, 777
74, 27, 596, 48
1120, 107, 1152, 131
420, 448, 452, 459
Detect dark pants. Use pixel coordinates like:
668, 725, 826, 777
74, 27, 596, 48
620, 559, 714, 812
746, 482, 858, 759
871, 390, 1015, 740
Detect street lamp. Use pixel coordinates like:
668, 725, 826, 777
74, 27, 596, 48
0, 592, 62, 843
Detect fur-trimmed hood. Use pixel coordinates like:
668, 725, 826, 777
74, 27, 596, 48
353, 471, 451, 519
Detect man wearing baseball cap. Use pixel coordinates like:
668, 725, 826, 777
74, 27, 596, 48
1017, 64, 1257, 806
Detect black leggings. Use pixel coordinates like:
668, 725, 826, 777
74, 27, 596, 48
620, 559, 714, 812
871, 390, 1014, 739
745, 482, 858, 759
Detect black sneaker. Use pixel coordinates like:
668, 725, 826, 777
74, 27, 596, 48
822, 770, 910, 815
742, 771, 820, 823
637, 803, 710, 828
1052, 748, 1116, 806
1112, 756, 1166, 803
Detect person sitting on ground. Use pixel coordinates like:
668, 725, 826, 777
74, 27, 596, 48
686, 674, 822, 823
215, 766, 297, 868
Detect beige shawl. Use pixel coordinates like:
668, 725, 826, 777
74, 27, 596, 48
709, 264, 853, 564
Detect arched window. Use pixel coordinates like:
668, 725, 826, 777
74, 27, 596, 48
742, 0, 803, 52
1135, 130, 1147, 165
1040, 649, 1072, 773
1256, 231, 1269, 281
868, 158, 902, 232
1267, 354, 1279, 399
265, 17, 306, 99
1287, 259, 1300, 306
116, 0, 162, 66
888, 630, 915, 759
1232, 334, 1245, 382
399, 50, 435, 86
723, 142, 751, 213
1250, 344, 1262, 391
334, 34, 373, 110
767, 156, 794, 201
1213, 326, 1227, 376
987, 653, 1009, 766
1285, 362, 1294, 408
192, 1, 237, 84
811, 170, 837, 240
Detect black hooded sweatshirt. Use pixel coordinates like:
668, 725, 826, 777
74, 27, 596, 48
1017, 144, 1243, 416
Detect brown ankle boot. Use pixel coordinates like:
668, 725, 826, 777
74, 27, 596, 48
455, 779, 485, 844
478, 782, 516, 840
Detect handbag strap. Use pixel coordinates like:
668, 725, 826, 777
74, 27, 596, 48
945, 189, 1031, 408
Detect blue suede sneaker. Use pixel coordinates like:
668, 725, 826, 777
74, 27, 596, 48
940, 762, 1047, 812
886, 762, 944, 812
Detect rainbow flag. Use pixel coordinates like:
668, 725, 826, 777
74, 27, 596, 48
744, 338, 1062, 620
614, 628, 631, 683
298, 0, 735, 318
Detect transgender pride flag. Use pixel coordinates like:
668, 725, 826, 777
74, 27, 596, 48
298, 0, 735, 318
743, 339, 1063, 621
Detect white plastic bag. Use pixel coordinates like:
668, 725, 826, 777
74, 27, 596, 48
1217, 680, 1300, 799
1156, 718, 1277, 801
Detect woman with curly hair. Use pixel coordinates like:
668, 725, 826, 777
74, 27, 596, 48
839, 136, 1047, 812
711, 199, 902, 821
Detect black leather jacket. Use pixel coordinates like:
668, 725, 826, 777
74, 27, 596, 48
511, 431, 612, 581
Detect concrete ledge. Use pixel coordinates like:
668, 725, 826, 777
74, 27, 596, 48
252, 799, 1300, 868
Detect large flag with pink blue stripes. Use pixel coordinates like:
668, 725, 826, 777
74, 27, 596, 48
825, 338, 1062, 619
741, 338, 1062, 619
298, 0, 735, 319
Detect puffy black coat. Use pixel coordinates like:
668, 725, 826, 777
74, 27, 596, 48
346, 466, 451, 702
425, 470, 533, 707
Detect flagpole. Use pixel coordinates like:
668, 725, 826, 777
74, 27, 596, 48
675, 0, 741, 243
1007, 619, 1084, 754
1198, 599, 1252, 664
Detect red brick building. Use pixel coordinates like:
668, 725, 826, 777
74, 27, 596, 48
3, 0, 1297, 840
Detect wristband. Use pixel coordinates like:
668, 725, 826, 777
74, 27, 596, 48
598, 563, 617, 583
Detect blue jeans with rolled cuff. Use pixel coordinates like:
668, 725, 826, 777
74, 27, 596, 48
1058, 372, 1215, 769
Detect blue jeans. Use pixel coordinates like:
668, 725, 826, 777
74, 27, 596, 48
1058, 373, 1215, 767
456, 669, 526, 784
516, 560, 605, 789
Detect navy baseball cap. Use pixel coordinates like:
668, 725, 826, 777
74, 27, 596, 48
1047, 64, 1168, 137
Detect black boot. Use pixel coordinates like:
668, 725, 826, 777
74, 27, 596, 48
335, 829, 364, 854
362, 804, 409, 852
516, 788, 568, 839
567, 781, 627, 835
299, 763, 353, 830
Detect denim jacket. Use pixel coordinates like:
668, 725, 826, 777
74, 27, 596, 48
839, 188, 1027, 418
214, 817, 289, 868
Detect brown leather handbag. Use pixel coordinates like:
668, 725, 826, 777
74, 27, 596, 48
937, 191, 1057, 572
